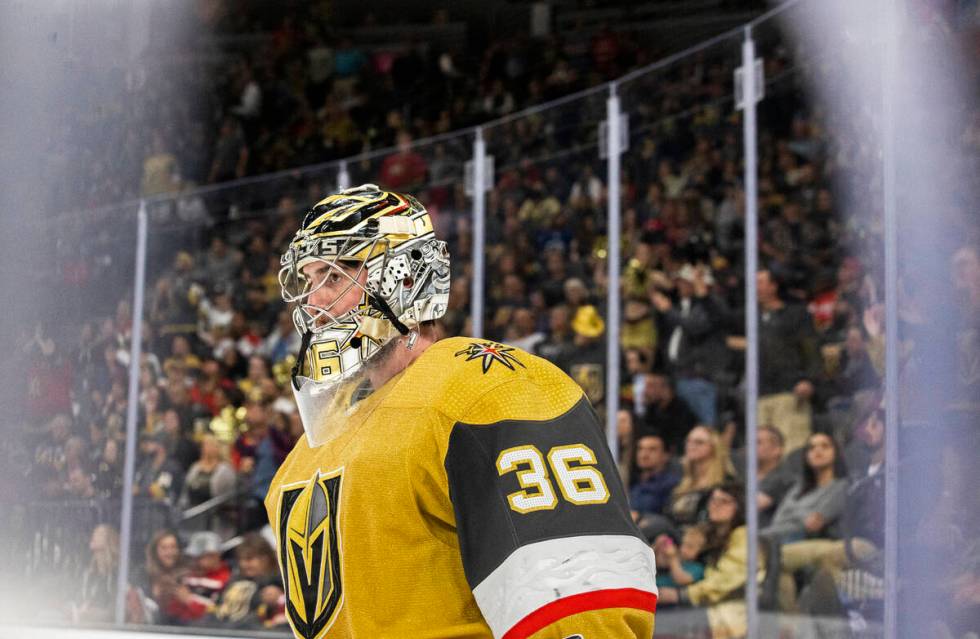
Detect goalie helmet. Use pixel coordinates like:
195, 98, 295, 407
279, 184, 450, 446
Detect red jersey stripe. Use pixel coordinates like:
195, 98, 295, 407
501, 587, 658, 639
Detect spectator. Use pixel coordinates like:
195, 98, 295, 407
134, 433, 184, 506
629, 432, 681, 518
142, 530, 194, 624
653, 525, 707, 589
762, 431, 848, 542
379, 131, 428, 191
260, 310, 302, 364
657, 482, 763, 639
183, 531, 232, 604
666, 425, 734, 529
240, 400, 292, 531
565, 304, 607, 405
756, 269, 821, 453
211, 533, 282, 628
651, 264, 731, 426
504, 307, 545, 353
71, 524, 153, 623
744, 425, 798, 527
534, 304, 576, 371
141, 131, 180, 197
180, 435, 236, 512
783, 408, 885, 610
93, 437, 123, 499
208, 118, 249, 185
635, 372, 698, 455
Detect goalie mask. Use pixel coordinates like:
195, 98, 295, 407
280, 184, 450, 446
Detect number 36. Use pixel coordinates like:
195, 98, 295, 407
495, 444, 610, 514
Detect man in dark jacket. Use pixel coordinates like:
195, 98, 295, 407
756, 270, 821, 452
636, 371, 699, 455
651, 264, 731, 427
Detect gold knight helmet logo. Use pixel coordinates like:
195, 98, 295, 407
276, 469, 344, 639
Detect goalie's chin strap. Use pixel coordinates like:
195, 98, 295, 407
291, 329, 314, 391
367, 294, 410, 335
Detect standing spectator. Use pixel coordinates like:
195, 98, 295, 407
763, 432, 848, 542
651, 264, 730, 426
756, 269, 821, 453
566, 305, 607, 406
629, 432, 681, 518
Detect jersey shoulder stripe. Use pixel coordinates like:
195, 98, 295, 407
473, 535, 658, 639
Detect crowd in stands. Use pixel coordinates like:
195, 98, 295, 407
8, 2, 980, 637
47, 2, 666, 215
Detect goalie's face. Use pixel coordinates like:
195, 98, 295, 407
299, 259, 367, 329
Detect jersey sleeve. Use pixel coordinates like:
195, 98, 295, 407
444, 388, 658, 639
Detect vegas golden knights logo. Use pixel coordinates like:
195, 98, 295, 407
277, 469, 344, 639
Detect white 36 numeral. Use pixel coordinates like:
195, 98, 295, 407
496, 446, 558, 513
496, 444, 610, 514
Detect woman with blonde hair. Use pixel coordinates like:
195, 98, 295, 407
638, 425, 734, 543
669, 425, 735, 526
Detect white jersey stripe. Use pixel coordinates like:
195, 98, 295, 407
470, 534, 658, 639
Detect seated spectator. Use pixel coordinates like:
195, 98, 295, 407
762, 431, 848, 542
239, 399, 292, 531
629, 432, 681, 518
657, 482, 764, 638
93, 437, 123, 499
504, 307, 545, 353
144, 530, 212, 625
69, 523, 118, 622
183, 532, 232, 604
534, 304, 576, 368
666, 425, 735, 529
635, 371, 698, 455
134, 433, 184, 506
180, 435, 236, 513
566, 305, 606, 406
211, 533, 282, 628
782, 408, 885, 609
733, 424, 799, 527
654, 525, 707, 590
379, 131, 428, 191
260, 309, 302, 364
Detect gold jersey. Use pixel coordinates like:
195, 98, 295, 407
265, 337, 657, 639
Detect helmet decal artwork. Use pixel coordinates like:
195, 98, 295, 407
279, 184, 450, 445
